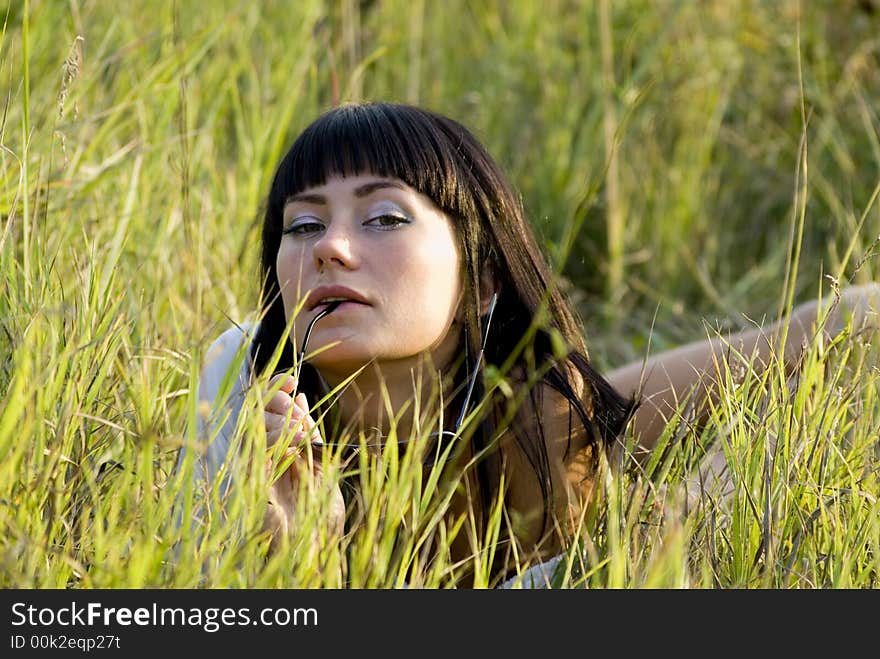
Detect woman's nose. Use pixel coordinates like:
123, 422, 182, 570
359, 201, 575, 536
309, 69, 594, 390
312, 223, 358, 271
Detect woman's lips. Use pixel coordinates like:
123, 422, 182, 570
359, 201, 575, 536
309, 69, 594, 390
306, 285, 370, 310
313, 300, 368, 314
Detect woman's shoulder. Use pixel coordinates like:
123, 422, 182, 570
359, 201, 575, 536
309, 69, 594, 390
499, 373, 598, 556
206, 320, 258, 353
500, 369, 596, 489
504, 366, 592, 457
198, 320, 259, 394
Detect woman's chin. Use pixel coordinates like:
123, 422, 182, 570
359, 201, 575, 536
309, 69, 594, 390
308, 347, 374, 376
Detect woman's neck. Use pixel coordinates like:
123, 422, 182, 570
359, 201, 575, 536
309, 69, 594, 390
319, 353, 461, 443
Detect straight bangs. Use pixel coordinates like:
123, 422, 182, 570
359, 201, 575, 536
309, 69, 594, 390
268, 103, 474, 218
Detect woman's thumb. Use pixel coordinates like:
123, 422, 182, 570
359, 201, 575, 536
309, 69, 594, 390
279, 374, 297, 395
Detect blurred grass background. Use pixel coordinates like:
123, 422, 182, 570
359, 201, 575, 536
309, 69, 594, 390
1, 0, 879, 587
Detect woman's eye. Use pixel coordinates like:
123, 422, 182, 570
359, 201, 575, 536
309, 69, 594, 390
283, 219, 324, 235
364, 214, 410, 229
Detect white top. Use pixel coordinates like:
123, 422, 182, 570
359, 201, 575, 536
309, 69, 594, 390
178, 322, 567, 588
175, 322, 256, 490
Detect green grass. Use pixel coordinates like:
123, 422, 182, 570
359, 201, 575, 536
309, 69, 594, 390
1, 0, 878, 588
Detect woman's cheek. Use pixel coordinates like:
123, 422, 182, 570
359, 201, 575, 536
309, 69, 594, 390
275, 241, 298, 282
276, 242, 307, 305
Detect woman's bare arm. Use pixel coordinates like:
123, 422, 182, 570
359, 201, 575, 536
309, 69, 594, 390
607, 283, 880, 461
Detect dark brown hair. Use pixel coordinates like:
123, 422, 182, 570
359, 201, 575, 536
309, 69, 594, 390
252, 102, 634, 562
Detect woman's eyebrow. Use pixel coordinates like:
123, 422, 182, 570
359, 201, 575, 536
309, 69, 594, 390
285, 192, 326, 205
284, 181, 404, 206
353, 180, 405, 197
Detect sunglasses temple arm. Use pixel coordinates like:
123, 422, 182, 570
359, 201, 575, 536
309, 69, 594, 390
454, 292, 498, 431
292, 300, 343, 385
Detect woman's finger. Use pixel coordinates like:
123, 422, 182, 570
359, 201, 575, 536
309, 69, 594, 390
267, 373, 297, 393
288, 393, 322, 445
264, 374, 297, 409
296, 413, 323, 445
288, 393, 311, 421
265, 390, 294, 416
265, 408, 306, 448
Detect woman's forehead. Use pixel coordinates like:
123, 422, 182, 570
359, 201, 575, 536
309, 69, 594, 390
284, 174, 450, 215
292, 173, 407, 194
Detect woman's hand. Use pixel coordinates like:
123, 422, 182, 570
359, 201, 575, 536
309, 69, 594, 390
263, 374, 318, 450
261, 374, 345, 555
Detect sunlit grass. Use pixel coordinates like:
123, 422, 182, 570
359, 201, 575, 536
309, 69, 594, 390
1, 0, 878, 588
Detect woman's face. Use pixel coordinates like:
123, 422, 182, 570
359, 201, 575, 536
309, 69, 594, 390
276, 174, 463, 379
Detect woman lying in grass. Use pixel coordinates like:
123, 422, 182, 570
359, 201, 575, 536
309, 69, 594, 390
178, 101, 879, 587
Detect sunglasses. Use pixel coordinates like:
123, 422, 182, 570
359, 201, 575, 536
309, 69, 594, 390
289, 292, 498, 453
